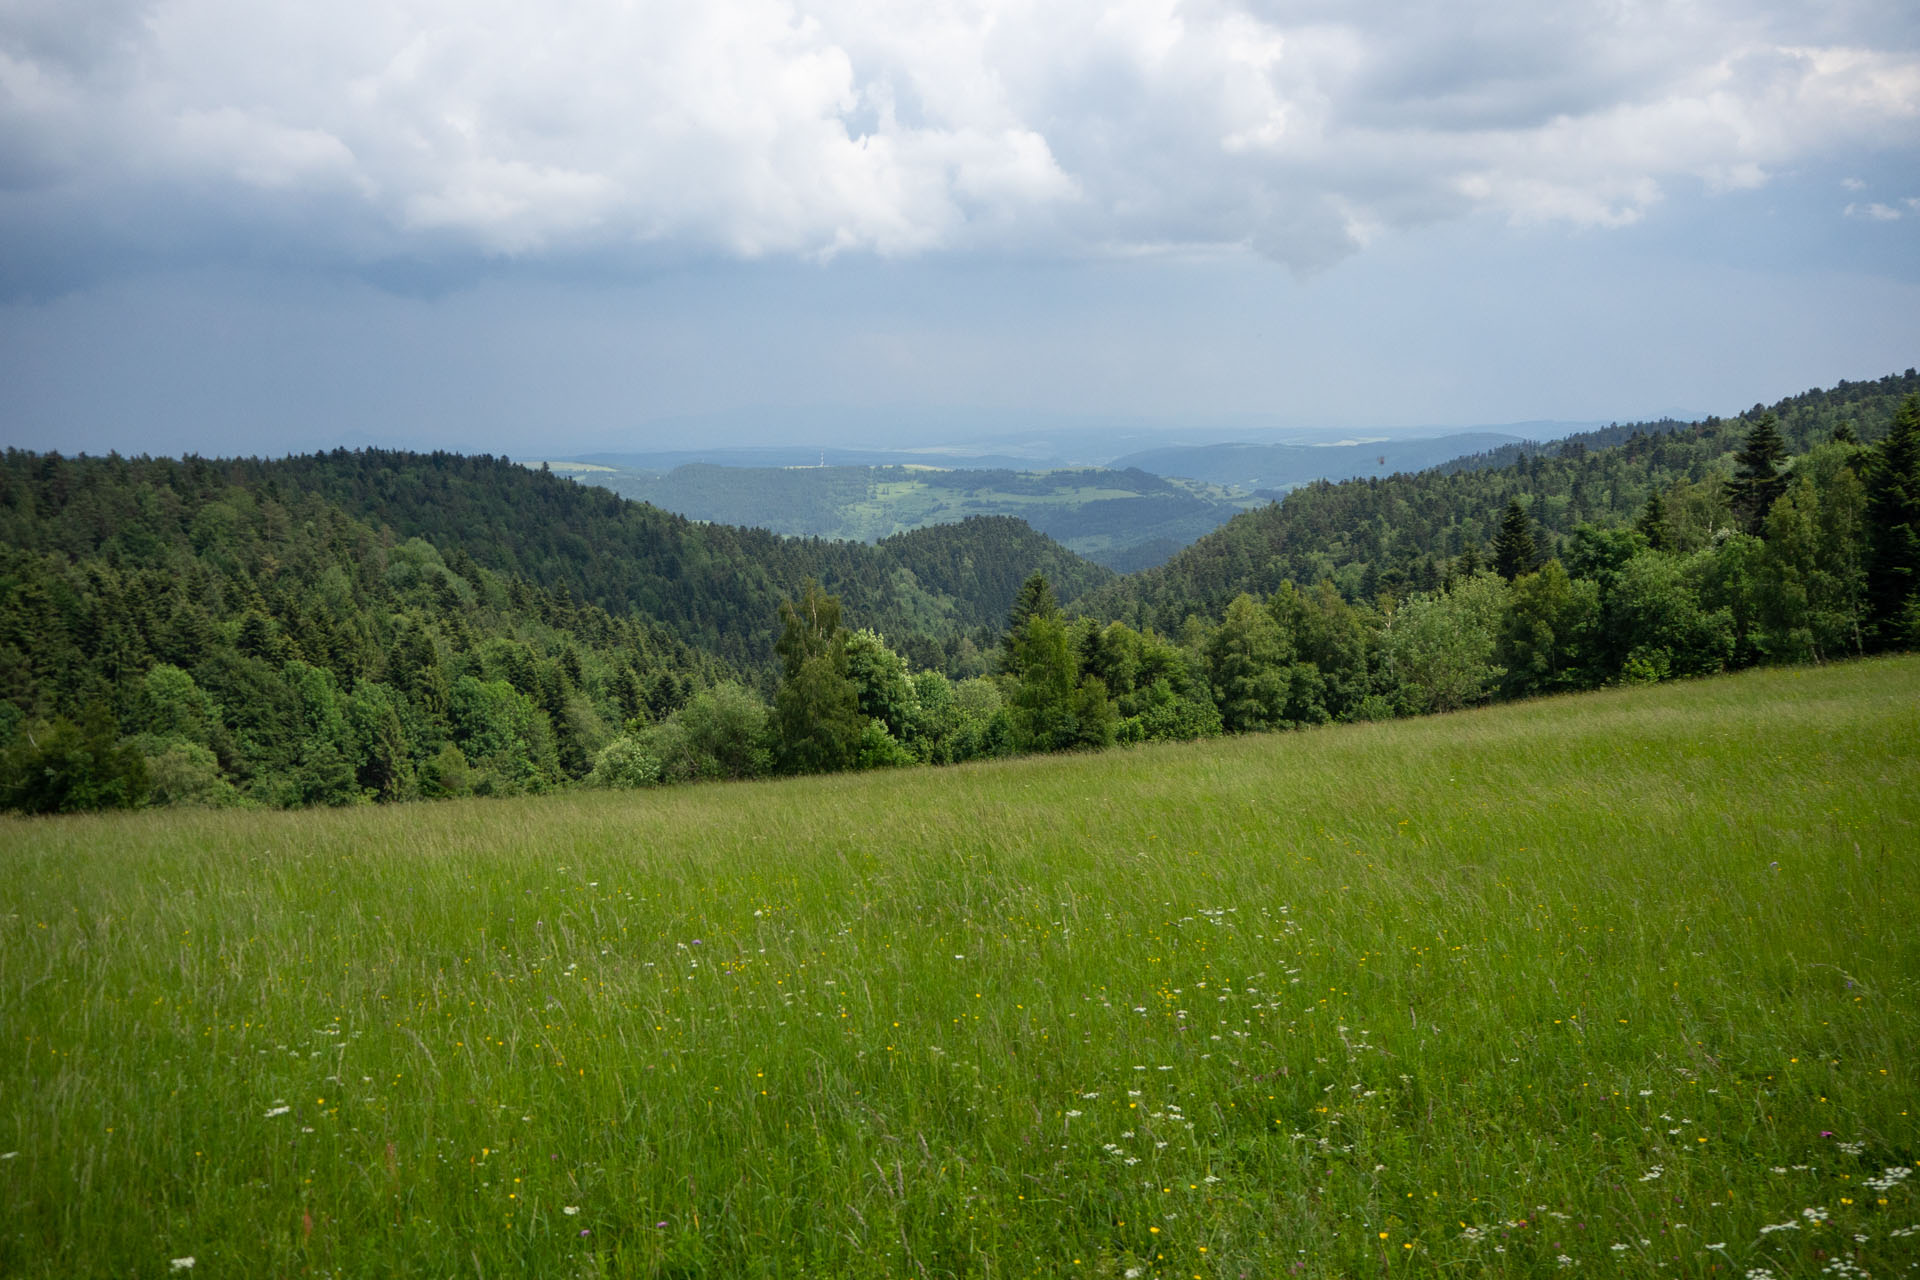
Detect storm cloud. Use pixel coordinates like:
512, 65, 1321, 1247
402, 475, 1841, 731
4, 0, 1916, 283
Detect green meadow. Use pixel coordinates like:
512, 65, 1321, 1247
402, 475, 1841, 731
3, 658, 1917, 1279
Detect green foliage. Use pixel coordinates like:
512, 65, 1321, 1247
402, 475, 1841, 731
1496, 560, 1599, 697
1866, 394, 1920, 645
450, 676, 558, 796
6, 375, 1919, 812
844, 629, 916, 741
131, 664, 221, 745
1492, 498, 1538, 580
1080, 370, 1920, 632
1726, 411, 1789, 536
854, 719, 916, 770
1605, 550, 1734, 680
673, 683, 773, 781
773, 581, 864, 776
1205, 594, 1294, 731
0, 705, 150, 813
1009, 609, 1117, 752
999, 571, 1059, 676
140, 740, 242, 808
1382, 573, 1509, 714
418, 742, 473, 798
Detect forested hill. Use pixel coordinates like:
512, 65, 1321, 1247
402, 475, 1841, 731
1077, 369, 1920, 632
0, 449, 1111, 806
186, 450, 1112, 670
1432, 371, 1920, 478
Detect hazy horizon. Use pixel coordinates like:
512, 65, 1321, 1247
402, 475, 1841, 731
2, 1, 1915, 461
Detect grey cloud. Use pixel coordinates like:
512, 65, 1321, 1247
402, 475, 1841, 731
0, 0, 1916, 289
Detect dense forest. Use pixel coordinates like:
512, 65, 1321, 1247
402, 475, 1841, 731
249, 450, 1112, 669
1078, 370, 1920, 631
4, 375, 1917, 813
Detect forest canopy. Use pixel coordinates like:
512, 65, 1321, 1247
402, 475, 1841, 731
4, 374, 1917, 813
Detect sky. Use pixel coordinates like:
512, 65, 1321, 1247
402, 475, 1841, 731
2, 0, 1917, 459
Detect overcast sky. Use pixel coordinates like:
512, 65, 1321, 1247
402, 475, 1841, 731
2, 0, 1917, 457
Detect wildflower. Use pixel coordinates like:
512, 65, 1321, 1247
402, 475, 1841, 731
264, 1106, 291, 1118
170, 1260, 195, 1271
563, 1206, 580, 1215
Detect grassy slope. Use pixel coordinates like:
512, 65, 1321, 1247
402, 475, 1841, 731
3, 658, 1918, 1278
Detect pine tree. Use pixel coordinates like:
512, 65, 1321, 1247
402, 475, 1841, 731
1635, 491, 1672, 552
1726, 412, 1789, 535
1865, 394, 1920, 646
772, 580, 863, 774
999, 572, 1059, 676
1492, 499, 1537, 581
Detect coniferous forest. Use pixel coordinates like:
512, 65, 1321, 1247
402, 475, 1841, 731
4, 371, 1918, 813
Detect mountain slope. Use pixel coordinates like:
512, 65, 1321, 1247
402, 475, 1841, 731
238, 450, 1112, 670
1078, 370, 1920, 631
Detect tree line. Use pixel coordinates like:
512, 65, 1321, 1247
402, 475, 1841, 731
3, 385, 1916, 811
575, 395, 1920, 790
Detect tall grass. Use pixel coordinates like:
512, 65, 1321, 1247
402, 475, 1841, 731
3, 657, 1917, 1278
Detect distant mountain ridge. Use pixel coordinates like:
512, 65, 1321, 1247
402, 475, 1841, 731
1110, 431, 1527, 491
558, 461, 1258, 570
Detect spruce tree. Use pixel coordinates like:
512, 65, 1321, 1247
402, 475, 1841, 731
1726, 412, 1789, 535
999, 572, 1059, 676
1635, 491, 1671, 551
1492, 499, 1537, 581
1865, 394, 1920, 647
772, 579, 863, 774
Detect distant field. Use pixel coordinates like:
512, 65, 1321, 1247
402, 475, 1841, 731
562, 463, 1262, 569
4, 658, 1918, 1277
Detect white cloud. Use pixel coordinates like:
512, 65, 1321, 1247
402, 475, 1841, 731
1845, 201, 1904, 220
1, 0, 1917, 273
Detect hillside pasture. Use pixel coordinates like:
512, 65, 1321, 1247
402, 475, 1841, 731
3, 658, 1917, 1277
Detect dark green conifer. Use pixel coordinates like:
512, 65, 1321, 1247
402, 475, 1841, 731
1492, 499, 1537, 581
772, 580, 863, 774
999, 572, 1059, 676
1726, 412, 1789, 535
1865, 394, 1920, 646
1635, 491, 1671, 552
